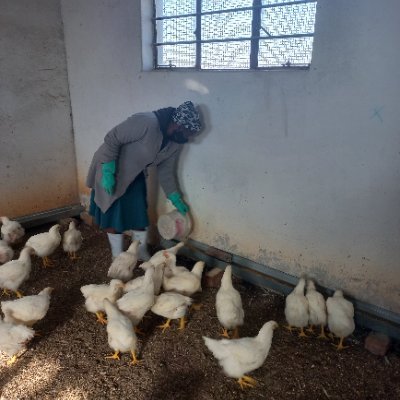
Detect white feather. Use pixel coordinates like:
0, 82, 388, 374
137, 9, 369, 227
107, 240, 140, 281
0, 247, 32, 292
62, 221, 83, 254
0, 216, 25, 244
117, 267, 155, 325
284, 277, 309, 328
103, 299, 137, 355
203, 321, 278, 379
216, 265, 244, 331
80, 279, 123, 314
326, 290, 355, 339
1, 287, 53, 326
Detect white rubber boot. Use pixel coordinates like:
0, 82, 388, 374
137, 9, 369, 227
107, 233, 124, 259
132, 229, 151, 261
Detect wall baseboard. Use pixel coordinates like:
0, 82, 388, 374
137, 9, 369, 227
15, 204, 84, 228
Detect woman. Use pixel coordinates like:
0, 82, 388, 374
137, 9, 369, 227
86, 101, 202, 260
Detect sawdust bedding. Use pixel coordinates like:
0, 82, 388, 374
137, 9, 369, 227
0, 222, 399, 400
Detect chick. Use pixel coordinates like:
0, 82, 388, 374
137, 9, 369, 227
107, 240, 140, 281
103, 299, 139, 365
284, 276, 309, 337
1, 287, 53, 327
305, 279, 328, 339
0, 247, 33, 298
124, 261, 165, 295
151, 292, 193, 332
80, 279, 124, 324
326, 290, 355, 350
117, 266, 155, 331
216, 265, 244, 338
203, 321, 278, 389
62, 220, 83, 260
26, 224, 61, 267
0, 239, 14, 264
162, 260, 205, 296
148, 241, 185, 266
0, 216, 25, 245
0, 316, 35, 365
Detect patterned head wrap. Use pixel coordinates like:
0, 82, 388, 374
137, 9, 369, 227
172, 101, 202, 132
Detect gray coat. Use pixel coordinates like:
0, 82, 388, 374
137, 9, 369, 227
86, 112, 181, 213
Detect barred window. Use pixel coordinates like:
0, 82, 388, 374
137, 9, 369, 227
153, 0, 318, 70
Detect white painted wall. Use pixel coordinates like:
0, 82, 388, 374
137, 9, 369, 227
61, 0, 400, 313
0, 0, 78, 217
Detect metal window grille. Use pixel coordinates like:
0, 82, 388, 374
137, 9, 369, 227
153, 0, 318, 70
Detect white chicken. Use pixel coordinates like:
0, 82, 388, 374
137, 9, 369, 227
151, 292, 193, 332
103, 298, 139, 365
326, 289, 355, 350
123, 261, 165, 295
62, 220, 83, 260
0, 316, 35, 365
0, 239, 14, 264
162, 260, 205, 296
0, 247, 33, 298
1, 287, 53, 327
148, 241, 185, 266
107, 240, 140, 281
203, 320, 278, 389
80, 279, 124, 324
0, 216, 25, 244
216, 265, 244, 338
163, 252, 189, 277
117, 266, 155, 330
26, 224, 61, 267
284, 276, 309, 337
305, 279, 328, 339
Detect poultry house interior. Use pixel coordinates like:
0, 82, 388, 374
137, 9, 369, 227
0, 220, 399, 399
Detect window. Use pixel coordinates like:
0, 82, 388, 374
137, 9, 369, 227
153, 0, 318, 70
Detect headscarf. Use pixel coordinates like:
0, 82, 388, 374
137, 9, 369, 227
172, 101, 202, 132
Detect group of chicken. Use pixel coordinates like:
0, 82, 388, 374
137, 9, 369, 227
285, 276, 355, 350
0, 216, 356, 391
80, 238, 279, 390
0, 216, 83, 365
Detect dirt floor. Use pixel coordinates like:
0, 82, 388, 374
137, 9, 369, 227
0, 221, 399, 400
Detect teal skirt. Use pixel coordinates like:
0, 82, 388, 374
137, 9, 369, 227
89, 172, 149, 232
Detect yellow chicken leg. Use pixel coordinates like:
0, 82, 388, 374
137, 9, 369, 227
335, 336, 349, 350
95, 312, 107, 325
69, 251, 80, 260
306, 324, 315, 333
285, 324, 294, 333
105, 351, 120, 360
220, 328, 230, 338
134, 326, 145, 335
15, 290, 23, 298
317, 325, 329, 340
131, 350, 140, 365
238, 375, 257, 389
298, 327, 308, 338
178, 317, 186, 330
157, 318, 172, 333
43, 256, 54, 267
2, 288, 11, 297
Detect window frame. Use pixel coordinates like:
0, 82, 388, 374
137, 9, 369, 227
152, 0, 318, 71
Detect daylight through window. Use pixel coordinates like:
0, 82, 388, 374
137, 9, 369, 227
153, 0, 318, 70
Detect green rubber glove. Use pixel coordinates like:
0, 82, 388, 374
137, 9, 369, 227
168, 191, 189, 215
101, 160, 116, 195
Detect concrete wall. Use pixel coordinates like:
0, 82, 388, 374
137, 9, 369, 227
0, 0, 78, 217
61, 0, 400, 313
